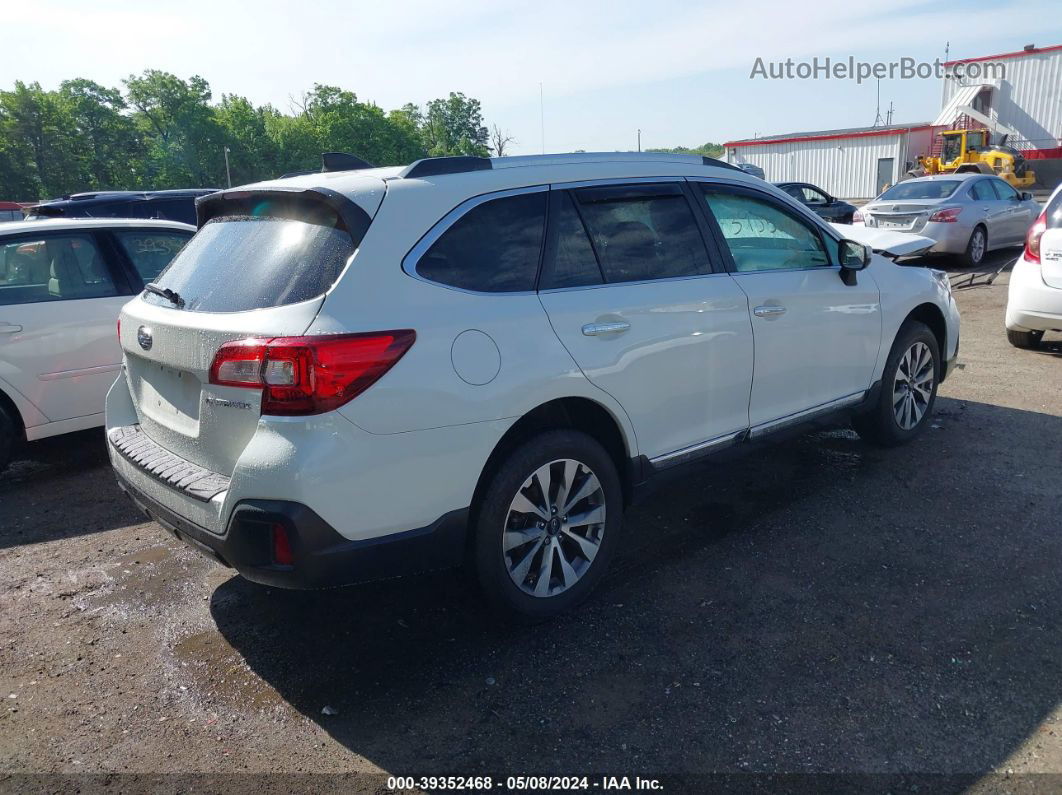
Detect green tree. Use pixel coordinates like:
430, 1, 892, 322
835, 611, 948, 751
647, 142, 725, 158
301, 84, 424, 166
124, 70, 227, 187
0, 81, 82, 198
215, 94, 281, 184
58, 78, 143, 190
418, 92, 489, 157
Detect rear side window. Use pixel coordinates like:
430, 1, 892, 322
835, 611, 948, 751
146, 203, 356, 313
571, 183, 709, 284
113, 229, 192, 284
0, 234, 119, 305
416, 192, 546, 292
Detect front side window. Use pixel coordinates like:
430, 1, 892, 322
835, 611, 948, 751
570, 183, 709, 284
541, 192, 603, 289
0, 234, 118, 305
114, 229, 192, 284
970, 180, 997, 201
802, 186, 829, 204
990, 179, 1019, 201
700, 188, 830, 272
416, 192, 546, 292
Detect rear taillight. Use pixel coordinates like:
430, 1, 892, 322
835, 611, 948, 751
272, 523, 293, 566
1025, 210, 1047, 264
852, 210, 864, 224
928, 207, 962, 223
209, 331, 416, 415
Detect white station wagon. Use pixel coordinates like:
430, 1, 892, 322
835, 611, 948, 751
106, 153, 959, 619
0, 218, 194, 470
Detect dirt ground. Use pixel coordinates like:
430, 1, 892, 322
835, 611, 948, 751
2, 251, 1061, 790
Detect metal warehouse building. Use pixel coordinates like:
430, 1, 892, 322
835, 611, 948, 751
939, 43, 1062, 159
724, 124, 935, 199
725, 43, 1062, 198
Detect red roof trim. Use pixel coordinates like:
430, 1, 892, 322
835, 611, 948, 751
724, 125, 934, 149
943, 43, 1062, 67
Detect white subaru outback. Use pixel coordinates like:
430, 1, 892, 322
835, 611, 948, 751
106, 152, 960, 619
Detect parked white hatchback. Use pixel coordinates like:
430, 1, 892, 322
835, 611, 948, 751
106, 153, 959, 619
1006, 182, 1062, 348
0, 218, 194, 470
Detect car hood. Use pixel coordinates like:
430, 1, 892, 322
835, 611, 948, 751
831, 223, 935, 257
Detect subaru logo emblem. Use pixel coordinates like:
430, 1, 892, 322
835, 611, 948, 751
137, 326, 153, 351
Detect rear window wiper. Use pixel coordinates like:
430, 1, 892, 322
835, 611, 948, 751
143, 282, 185, 308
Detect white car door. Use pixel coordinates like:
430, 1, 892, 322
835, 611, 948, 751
694, 182, 881, 429
0, 230, 131, 424
538, 182, 754, 462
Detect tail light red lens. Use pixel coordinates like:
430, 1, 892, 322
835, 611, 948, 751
271, 523, 293, 566
209, 330, 416, 415
1025, 210, 1047, 264
928, 207, 962, 223
852, 210, 864, 224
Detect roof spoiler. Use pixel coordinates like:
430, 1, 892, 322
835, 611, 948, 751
321, 152, 375, 172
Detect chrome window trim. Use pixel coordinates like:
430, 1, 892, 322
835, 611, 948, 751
401, 184, 549, 296
537, 270, 733, 295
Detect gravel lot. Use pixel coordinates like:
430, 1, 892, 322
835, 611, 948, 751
2, 250, 1061, 788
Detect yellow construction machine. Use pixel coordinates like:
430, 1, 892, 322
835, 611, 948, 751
908, 128, 1037, 188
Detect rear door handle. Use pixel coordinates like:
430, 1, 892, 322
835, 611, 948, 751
0, 323, 23, 334
753, 305, 787, 319
582, 321, 631, 336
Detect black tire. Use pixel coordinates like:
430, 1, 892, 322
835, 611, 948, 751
852, 320, 940, 447
0, 403, 17, 474
962, 225, 987, 268
473, 430, 623, 621
1006, 328, 1043, 349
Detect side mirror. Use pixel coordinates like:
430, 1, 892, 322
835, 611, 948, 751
838, 239, 871, 285
1021, 191, 1033, 201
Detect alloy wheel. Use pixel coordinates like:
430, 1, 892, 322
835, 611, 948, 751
503, 458, 605, 597
893, 341, 935, 430
969, 228, 986, 264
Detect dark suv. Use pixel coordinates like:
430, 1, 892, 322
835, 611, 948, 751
26, 189, 219, 226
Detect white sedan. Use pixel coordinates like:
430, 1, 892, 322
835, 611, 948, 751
0, 218, 194, 470
1006, 184, 1062, 348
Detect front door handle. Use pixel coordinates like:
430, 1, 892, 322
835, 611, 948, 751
753, 305, 787, 319
0, 323, 23, 334
582, 321, 631, 336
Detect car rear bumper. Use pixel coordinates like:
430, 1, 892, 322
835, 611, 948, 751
114, 467, 469, 589
1006, 256, 1062, 332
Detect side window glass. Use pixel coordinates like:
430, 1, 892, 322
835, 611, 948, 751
700, 188, 831, 272
416, 192, 546, 292
990, 180, 1018, 201
114, 230, 192, 284
0, 234, 118, 305
542, 192, 603, 289
971, 181, 996, 201
802, 187, 828, 204
572, 184, 709, 284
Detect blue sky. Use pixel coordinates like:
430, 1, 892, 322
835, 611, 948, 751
3, 0, 1061, 155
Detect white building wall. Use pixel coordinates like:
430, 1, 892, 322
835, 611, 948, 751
727, 133, 907, 199
941, 49, 1062, 152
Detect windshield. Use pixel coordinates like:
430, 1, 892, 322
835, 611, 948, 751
878, 181, 962, 201
145, 214, 355, 313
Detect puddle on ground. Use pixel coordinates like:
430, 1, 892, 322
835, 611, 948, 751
115, 545, 172, 567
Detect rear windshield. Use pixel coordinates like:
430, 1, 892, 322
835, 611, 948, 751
878, 181, 961, 201
145, 214, 355, 312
